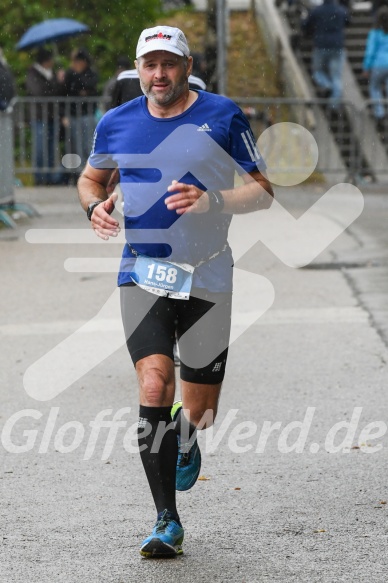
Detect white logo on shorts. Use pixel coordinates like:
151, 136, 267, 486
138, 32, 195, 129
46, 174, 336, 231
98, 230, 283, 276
138, 417, 148, 429
212, 362, 222, 373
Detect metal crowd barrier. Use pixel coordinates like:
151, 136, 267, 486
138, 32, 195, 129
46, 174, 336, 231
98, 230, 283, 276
0, 110, 14, 203
0, 109, 17, 227
8, 96, 388, 185
11, 96, 110, 184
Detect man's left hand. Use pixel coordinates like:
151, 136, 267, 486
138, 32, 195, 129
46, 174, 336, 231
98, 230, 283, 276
165, 180, 209, 214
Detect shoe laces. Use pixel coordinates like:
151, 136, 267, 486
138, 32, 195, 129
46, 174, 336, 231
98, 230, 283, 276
177, 439, 195, 467
155, 510, 172, 533
177, 450, 191, 467
155, 518, 169, 533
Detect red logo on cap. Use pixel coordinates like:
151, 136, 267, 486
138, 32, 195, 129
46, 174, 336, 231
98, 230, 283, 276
157, 32, 164, 38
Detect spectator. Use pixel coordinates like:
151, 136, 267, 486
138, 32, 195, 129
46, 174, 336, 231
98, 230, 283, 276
0, 48, 16, 111
190, 52, 207, 79
63, 48, 98, 170
363, 7, 388, 129
26, 47, 62, 185
302, 0, 350, 106
102, 55, 131, 111
109, 64, 142, 109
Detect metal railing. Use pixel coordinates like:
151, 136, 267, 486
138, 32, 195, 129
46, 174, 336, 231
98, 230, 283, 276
6, 96, 388, 185
0, 111, 14, 203
11, 96, 109, 184
233, 97, 358, 181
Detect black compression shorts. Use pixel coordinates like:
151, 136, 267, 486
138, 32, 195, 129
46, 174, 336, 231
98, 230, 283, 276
120, 283, 232, 384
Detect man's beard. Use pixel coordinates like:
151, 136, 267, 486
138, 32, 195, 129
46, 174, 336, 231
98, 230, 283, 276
140, 75, 187, 106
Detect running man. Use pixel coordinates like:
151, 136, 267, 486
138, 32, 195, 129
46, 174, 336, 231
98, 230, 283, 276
78, 25, 274, 558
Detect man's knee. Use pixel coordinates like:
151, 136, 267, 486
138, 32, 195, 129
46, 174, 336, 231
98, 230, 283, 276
140, 367, 171, 405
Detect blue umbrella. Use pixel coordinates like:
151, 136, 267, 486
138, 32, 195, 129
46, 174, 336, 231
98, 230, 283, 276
16, 18, 90, 51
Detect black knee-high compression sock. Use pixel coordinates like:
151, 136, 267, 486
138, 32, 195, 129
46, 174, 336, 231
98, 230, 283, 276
137, 405, 179, 521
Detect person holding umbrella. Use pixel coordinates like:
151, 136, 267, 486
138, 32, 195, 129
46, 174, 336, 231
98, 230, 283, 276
16, 18, 92, 182
26, 47, 64, 185
62, 48, 98, 177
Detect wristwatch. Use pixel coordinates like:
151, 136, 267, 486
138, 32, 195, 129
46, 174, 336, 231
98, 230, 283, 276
87, 200, 103, 221
206, 190, 224, 213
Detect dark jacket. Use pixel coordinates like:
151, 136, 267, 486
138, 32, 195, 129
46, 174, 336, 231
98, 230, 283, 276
302, 0, 350, 49
109, 69, 143, 109
63, 67, 98, 116
0, 62, 15, 111
26, 65, 61, 120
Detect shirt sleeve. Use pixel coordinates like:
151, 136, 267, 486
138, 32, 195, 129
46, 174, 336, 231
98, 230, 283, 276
228, 109, 267, 174
88, 115, 115, 169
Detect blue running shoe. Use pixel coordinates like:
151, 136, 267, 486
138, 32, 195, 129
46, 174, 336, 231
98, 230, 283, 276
171, 401, 202, 492
140, 509, 184, 558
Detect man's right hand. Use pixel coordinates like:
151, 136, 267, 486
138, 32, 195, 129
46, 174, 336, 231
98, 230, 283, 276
91, 192, 121, 240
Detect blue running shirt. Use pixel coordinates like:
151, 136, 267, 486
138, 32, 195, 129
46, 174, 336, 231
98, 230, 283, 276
89, 90, 265, 292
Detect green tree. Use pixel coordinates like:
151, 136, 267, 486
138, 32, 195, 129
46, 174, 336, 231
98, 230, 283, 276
1, 0, 163, 92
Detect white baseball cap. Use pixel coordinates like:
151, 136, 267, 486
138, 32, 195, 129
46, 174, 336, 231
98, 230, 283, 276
136, 26, 190, 59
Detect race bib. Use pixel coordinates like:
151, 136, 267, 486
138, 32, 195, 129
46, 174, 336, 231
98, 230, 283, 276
131, 256, 194, 300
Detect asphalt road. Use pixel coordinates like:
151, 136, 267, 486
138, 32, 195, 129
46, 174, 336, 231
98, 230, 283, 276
1, 183, 388, 582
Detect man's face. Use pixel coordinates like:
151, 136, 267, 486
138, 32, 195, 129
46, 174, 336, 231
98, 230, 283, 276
42, 58, 54, 70
71, 59, 88, 74
136, 51, 192, 106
